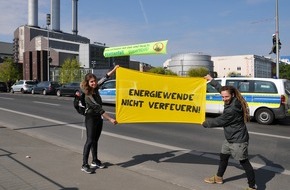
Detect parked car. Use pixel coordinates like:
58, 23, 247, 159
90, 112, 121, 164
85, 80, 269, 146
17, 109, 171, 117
99, 79, 116, 104
56, 82, 81, 97
0, 82, 8, 92
10, 80, 38, 94
31, 81, 61, 95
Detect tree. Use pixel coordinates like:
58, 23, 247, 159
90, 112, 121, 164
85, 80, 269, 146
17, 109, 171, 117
187, 67, 209, 77
59, 58, 81, 83
0, 58, 21, 84
147, 67, 177, 76
279, 63, 290, 80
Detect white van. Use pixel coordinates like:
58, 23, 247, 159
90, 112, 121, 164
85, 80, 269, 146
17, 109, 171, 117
206, 77, 290, 125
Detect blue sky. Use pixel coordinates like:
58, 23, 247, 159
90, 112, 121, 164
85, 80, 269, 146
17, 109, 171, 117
0, 0, 289, 66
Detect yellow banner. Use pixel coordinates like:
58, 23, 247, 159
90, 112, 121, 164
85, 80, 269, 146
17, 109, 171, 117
116, 68, 206, 124
103, 40, 168, 57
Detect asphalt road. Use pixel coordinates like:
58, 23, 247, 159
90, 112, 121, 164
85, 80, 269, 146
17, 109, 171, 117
1, 92, 290, 190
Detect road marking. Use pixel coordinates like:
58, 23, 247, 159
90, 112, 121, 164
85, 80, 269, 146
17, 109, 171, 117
248, 131, 290, 140
0, 107, 290, 175
0, 97, 14, 100
33, 101, 60, 106
214, 127, 290, 140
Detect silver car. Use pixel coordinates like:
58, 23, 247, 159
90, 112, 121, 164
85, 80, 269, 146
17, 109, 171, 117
10, 80, 38, 94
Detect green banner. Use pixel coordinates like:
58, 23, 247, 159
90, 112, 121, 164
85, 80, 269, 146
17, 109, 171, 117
103, 40, 168, 57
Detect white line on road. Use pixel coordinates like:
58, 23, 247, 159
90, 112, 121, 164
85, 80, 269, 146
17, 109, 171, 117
249, 131, 290, 140
215, 127, 290, 140
0, 97, 14, 100
33, 101, 60, 106
0, 107, 290, 175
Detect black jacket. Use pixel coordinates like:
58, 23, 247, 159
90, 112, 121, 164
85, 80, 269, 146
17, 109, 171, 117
85, 92, 105, 116
84, 74, 110, 116
202, 79, 249, 143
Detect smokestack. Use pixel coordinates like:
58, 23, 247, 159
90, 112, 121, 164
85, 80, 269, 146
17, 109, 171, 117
28, 0, 38, 27
72, 0, 78, 35
51, 0, 60, 31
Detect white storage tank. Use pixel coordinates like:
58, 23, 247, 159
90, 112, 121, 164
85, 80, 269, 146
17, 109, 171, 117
167, 52, 213, 76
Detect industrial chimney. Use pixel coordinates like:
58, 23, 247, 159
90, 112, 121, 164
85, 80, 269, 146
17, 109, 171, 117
72, 0, 78, 35
51, 0, 60, 31
28, 0, 38, 27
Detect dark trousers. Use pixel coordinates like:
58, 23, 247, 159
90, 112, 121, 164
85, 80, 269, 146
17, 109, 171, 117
217, 153, 256, 188
82, 115, 103, 166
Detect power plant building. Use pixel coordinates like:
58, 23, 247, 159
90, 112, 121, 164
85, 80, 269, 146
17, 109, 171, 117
165, 53, 275, 78
14, 0, 129, 81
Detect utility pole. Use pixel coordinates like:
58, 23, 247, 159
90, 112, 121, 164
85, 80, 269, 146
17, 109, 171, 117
275, 0, 280, 78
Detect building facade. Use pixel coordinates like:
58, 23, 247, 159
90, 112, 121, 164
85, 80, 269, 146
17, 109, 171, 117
163, 53, 275, 78
212, 55, 275, 78
13, 0, 131, 82
0, 42, 13, 63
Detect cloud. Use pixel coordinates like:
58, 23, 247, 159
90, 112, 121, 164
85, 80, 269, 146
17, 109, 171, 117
139, 0, 148, 24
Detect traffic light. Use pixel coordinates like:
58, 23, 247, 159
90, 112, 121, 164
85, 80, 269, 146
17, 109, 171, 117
46, 14, 51, 26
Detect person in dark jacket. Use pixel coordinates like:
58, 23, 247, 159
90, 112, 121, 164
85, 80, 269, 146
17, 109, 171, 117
202, 74, 256, 190
269, 33, 281, 54
80, 65, 119, 174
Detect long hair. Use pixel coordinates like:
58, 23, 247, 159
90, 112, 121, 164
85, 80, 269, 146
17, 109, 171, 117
80, 73, 97, 95
220, 85, 250, 123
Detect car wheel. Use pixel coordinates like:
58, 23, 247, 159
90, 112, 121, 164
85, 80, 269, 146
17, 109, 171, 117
42, 89, 47, 95
21, 88, 24, 94
255, 108, 274, 125
56, 90, 61, 97
10, 89, 14, 93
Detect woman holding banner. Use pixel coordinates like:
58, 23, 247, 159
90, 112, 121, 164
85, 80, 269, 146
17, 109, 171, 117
202, 74, 256, 190
80, 65, 119, 174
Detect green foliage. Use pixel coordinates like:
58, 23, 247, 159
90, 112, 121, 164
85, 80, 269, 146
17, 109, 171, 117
59, 58, 81, 83
227, 71, 240, 77
148, 67, 166, 74
0, 58, 21, 83
165, 69, 177, 76
187, 67, 209, 77
279, 63, 290, 80
147, 67, 177, 76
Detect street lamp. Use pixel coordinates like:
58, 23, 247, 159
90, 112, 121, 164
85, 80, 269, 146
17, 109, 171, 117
46, 13, 51, 81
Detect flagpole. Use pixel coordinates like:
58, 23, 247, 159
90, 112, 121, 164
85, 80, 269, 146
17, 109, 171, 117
275, 0, 279, 78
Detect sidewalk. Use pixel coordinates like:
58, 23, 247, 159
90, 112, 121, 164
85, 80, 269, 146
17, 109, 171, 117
0, 126, 188, 190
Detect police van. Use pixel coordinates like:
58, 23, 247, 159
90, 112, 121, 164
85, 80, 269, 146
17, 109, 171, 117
206, 77, 290, 125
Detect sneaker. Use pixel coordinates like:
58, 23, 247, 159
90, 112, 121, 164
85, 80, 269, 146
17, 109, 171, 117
91, 161, 106, 169
204, 175, 223, 184
245, 187, 256, 190
81, 164, 94, 174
